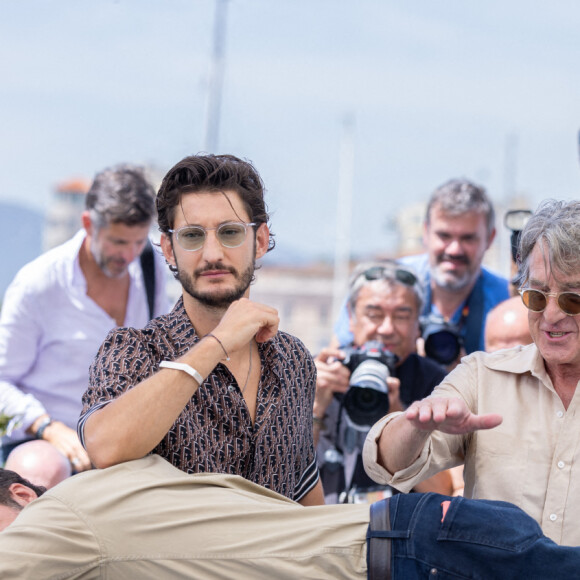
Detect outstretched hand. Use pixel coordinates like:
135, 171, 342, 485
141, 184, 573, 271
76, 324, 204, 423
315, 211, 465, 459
404, 396, 503, 435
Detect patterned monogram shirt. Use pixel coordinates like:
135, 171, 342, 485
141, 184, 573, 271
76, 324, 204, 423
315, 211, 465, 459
78, 298, 319, 501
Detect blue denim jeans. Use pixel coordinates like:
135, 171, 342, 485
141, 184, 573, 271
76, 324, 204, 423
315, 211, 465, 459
386, 493, 580, 579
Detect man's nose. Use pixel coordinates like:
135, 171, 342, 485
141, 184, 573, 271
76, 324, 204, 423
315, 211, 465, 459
122, 244, 141, 263
542, 294, 568, 324
200, 230, 225, 262
377, 316, 394, 335
445, 239, 463, 255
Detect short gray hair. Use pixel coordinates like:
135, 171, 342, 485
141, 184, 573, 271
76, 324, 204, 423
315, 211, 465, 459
426, 178, 495, 239
86, 164, 156, 230
518, 199, 580, 285
347, 260, 424, 316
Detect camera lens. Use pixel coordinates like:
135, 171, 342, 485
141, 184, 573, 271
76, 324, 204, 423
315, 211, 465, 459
343, 360, 390, 428
424, 327, 461, 366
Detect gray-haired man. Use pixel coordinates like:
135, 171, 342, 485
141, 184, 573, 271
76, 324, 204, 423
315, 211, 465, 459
0, 164, 168, 478
364, 199, 580, 546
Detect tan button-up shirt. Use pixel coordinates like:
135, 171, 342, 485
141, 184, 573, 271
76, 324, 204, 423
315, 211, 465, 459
363, 343, 580, 545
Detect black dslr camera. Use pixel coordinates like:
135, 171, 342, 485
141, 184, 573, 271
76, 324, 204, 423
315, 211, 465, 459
341, 340, 397, 428
420, 314, 462, 366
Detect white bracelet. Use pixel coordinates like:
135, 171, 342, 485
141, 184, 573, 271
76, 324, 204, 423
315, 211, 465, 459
159, 361, 204, 385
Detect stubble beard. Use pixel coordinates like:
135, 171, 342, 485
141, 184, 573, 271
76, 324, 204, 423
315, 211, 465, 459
90, 240, 127, 279
430, 254, 476, 292
178, 261, 255, 310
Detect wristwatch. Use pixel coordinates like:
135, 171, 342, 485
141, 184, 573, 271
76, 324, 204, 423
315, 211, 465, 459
35, 417, 53, 439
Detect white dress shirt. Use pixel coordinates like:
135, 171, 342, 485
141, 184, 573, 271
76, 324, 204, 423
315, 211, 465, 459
0, 229, 170, 443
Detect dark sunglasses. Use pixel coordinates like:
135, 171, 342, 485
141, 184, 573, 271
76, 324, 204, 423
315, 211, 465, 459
361, 265, 418, 287
519, 288, 580, 316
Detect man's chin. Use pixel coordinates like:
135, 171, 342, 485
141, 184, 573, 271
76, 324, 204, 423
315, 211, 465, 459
432, 269, 472, 292
101, 265, 128, 279
189, 289, 245, 309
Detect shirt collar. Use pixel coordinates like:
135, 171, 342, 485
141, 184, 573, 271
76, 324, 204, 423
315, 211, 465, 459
482, 342, 550, 383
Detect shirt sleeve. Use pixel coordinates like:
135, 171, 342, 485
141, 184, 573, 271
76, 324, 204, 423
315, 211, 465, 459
0, 495, 101, 578
292, 343, 321, 501
77, 327, 158, 446
363, 358, 477, 491
0, 276, 47, 438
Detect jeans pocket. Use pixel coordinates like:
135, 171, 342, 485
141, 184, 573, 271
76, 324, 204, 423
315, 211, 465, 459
437, 496, 543, 552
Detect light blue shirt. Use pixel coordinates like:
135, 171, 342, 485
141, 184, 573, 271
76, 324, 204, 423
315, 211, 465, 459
334, 253, 509, 352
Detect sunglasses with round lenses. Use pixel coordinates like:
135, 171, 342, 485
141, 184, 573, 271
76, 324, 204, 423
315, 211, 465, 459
169, 222, 256, 252
363, 265, 419, 287
518, 288, 580, 316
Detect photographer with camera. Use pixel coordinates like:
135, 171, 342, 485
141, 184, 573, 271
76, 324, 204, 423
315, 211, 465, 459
333, 179, 509, 368
315, 262, 451, 503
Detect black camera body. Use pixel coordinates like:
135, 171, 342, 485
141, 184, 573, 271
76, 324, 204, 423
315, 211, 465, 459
341, 340, 398, 428
420, 313, 462, 366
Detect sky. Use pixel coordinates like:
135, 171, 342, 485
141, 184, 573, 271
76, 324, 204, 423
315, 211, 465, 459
1, 0, 580, 264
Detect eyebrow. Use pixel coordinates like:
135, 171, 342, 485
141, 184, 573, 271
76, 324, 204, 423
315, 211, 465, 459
528, 278, 580, 291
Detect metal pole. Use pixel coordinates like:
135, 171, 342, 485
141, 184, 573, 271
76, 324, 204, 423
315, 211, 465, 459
203, 0, 229, 153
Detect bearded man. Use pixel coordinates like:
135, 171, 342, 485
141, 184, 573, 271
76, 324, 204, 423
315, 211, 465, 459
78, 154, 323, 506
333, 179, 509, 366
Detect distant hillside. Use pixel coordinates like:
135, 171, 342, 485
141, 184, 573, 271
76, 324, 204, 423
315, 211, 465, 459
0, 203, 44, 302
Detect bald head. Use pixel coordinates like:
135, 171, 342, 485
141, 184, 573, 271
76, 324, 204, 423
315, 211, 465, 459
485, 295, 532, 352
5, 441, 71, 489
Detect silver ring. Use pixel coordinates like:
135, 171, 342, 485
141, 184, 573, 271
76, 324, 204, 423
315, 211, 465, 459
71, 457, 80, 466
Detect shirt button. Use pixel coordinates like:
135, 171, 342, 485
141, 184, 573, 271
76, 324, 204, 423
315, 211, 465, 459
557, 411, 564, 418
550, 513, 557, 522
228, 385, 236, 392
430, 569, 438, 576
558, 461, 565, 469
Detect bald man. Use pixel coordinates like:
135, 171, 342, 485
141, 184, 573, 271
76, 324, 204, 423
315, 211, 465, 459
484, 295, 532, 352
5, 440, 71, 489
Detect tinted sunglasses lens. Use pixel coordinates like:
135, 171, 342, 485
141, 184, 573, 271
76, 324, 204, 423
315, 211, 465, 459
177, 227, 205, 250
559, 292, 580, 315
217, 223, 247, 248
522, 290, 546, 312
522, 290, 547, 312
396, 270, 418, 286
363, 267, 384, 280
363, 266, 417, 286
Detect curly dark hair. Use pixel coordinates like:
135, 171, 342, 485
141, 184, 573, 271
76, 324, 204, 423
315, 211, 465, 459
156, 154, 275, 253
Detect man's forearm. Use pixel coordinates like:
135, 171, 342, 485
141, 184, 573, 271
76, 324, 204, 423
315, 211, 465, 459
376, 413, 432, 474
82, 336, 226, 468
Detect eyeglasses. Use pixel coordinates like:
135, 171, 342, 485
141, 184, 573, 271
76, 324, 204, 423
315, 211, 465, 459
518, 288, 580, 316
361, 265, 418, 287
168, 222, 256, 252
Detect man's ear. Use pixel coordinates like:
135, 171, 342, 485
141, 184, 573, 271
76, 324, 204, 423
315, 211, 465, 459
347, 304, 356, 334
422, 221, 429, 249
81, 211, 93, 235
485, 227, 497, 250
160, 233, 176, 268
9, 483, 38, 508
254, 223, 270, 260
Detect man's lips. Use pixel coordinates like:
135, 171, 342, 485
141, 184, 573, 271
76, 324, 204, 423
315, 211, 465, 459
439, 256, 469, 268
543, 329, 570, 339
197, 269, 233, 279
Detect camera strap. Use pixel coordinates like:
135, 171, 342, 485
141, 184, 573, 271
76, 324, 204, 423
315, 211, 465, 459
462, 273, 485, 354
140, 239, 156, 321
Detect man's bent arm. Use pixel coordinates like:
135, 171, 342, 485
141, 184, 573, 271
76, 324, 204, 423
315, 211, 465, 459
82, 335, 229, 468
82, 299, 280, 469
373, 396, 503, 475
